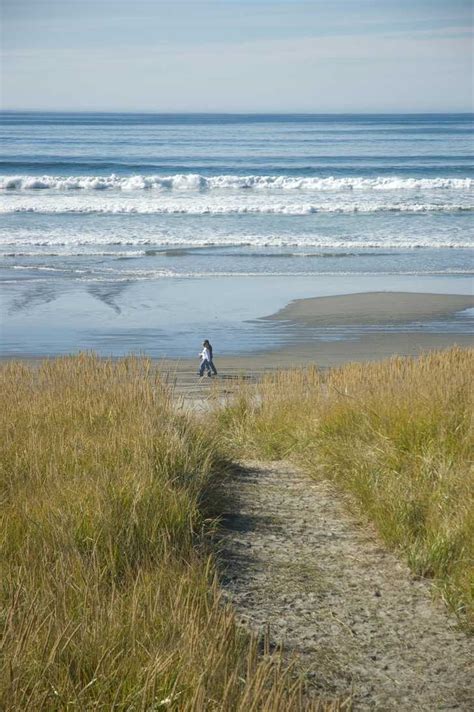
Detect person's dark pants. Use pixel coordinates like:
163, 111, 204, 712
208, 359, 218, 375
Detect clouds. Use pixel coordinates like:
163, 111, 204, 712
2, 1, 473, 111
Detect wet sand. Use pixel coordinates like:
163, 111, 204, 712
264, 291, 474, 327
165, 291, 473, 371
2, 293, 473, 382
155, 332, 473, 402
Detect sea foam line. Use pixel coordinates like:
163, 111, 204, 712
1, 174, 473, 192
1, 203, 472, 215
1, 239, 472, 250
4, 269, 474, 282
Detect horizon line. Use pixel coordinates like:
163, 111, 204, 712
1, 109, 473, 116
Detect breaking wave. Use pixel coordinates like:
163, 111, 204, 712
1, 202, 472, 215
1, 174, 473, 192
1, 238, 472, 251
6, 266, 474, 280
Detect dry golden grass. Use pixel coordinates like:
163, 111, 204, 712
0, 354, 336, 711
216, 347, 474, 627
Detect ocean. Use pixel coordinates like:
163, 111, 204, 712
1, 112, 473, 357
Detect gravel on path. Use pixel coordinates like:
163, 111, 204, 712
218, 461, 473, 711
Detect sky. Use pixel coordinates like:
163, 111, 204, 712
1, 0, 473, 112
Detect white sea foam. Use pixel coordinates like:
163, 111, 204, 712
1, 202, 472, 215
1, 237, 472, 251
1, 174, 472, 192
5, 268, 474, 282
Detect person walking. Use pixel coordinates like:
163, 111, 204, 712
198, 341, 212, 378
203, 339, 218, 376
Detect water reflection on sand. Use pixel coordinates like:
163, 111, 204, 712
1, 273, 473, 358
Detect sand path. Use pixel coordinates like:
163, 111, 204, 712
218, 461, 473, 711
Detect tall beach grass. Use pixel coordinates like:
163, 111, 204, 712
216, 347, 474, 626
0, 354, 334, 711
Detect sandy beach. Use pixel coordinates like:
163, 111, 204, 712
132, 291, 474, 402
6, 292, 473, 379
265, 291, 474, 327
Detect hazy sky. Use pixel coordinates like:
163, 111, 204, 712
2, 0, 473, 112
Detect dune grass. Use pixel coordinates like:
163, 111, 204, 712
216, 347, 474, 627
0, 354, 334, 711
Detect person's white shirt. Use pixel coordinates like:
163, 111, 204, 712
199, 346, 210, 362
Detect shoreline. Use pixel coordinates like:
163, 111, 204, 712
1, 291, 472, 373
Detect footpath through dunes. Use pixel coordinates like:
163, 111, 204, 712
217, 461, 474, 711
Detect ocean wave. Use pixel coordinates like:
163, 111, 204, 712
1, 202, 472, 216
4, 268, 474, 283
0, 250, 402, 259
1, 250, 148, 258
1, 174, 472, 192
1, 238, 472, 251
